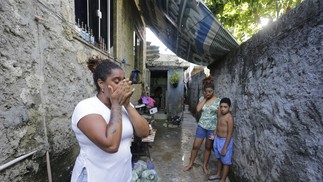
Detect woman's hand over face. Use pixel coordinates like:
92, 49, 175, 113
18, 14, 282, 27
203, 88, 214, 100
203, 92, 211, 100
108, 79, 133, 106
203, 92, 208, 100
123, 79, 134, 106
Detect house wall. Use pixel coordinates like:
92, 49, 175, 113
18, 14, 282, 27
115, 0, 147, 103
0, 0, 145, 181
189, 0, 322, 181
148, 68, 185, 117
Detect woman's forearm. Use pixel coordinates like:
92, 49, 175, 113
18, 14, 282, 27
196, 99, 206, 112
78, 104, 124, 153
125, 104, 149, 137
104, 104, 123, 152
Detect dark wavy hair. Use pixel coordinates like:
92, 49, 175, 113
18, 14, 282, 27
201, 76, 214, 90
220, 97, 231, 107
87, 56, 122, 93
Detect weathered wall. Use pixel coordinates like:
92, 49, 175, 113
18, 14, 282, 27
115, 0, 147, 103
0, 0, 144, 181
189, 0, 322, 181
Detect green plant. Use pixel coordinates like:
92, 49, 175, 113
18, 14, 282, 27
169, 70, 180, 86
203, 0, 303, 43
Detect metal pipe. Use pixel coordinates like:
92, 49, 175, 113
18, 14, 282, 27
107, 0, 111, 53
87, 0, 89, 25
98, 0, 101, 38
46, 151, 53, 182
0, 150, 37, 171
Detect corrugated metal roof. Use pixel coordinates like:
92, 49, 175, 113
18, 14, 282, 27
138, 0, 239, 66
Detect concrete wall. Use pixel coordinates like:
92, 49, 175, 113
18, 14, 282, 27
0, 0, 145, 181
189, 0, 322, 181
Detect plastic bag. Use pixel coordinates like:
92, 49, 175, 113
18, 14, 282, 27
140, 169, 158, 182
130, 170, 139, 182
133, 160, 148, 177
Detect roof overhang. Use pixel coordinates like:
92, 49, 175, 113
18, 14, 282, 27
146, 54, 191, 68
138, 0, 239, 66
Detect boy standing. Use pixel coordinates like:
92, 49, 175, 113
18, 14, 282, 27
208, 98, 234, 182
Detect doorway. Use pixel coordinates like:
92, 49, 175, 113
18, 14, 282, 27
150, 70, 167, 113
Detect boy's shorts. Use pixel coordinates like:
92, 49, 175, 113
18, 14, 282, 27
213, 135, 233, 165
195, 125, 214, 139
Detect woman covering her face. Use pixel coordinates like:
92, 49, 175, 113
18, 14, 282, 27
71, 57, 149, 182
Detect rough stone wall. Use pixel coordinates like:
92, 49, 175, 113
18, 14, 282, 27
0, 0, 142, 181
189, 0, 322, 181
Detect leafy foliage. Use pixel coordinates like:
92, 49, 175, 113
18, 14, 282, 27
203, 0, 303, 43
169, 70, 180, 85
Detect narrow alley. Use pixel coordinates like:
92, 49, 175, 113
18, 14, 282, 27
1, 1, 321, 181
134, 106, 231, 182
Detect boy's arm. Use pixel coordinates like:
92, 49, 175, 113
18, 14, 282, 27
221, 114, 234, 155
214, 112, 221, 136
215, 106, 222, 135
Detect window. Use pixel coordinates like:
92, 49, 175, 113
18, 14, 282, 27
74, 0, 113, 52
133, 31, 143, 70
132, 4, 145, 71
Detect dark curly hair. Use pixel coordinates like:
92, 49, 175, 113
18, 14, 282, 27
220, 97, 231, 107
87, 56, 122, 93
201, 76, 214, 90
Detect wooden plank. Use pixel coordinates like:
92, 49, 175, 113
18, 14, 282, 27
141, 129, 157, 142
132, 129, 157, 143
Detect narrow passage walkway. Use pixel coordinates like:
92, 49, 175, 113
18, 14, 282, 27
145, 106, 230, 182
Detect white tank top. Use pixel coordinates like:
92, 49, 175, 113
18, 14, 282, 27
71, 96, 133, 182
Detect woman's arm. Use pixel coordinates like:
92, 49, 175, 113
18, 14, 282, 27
196, 98, 206, 113
77, 103, 123, 153
124, 103, 149, 138
77, 79, 132, 153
